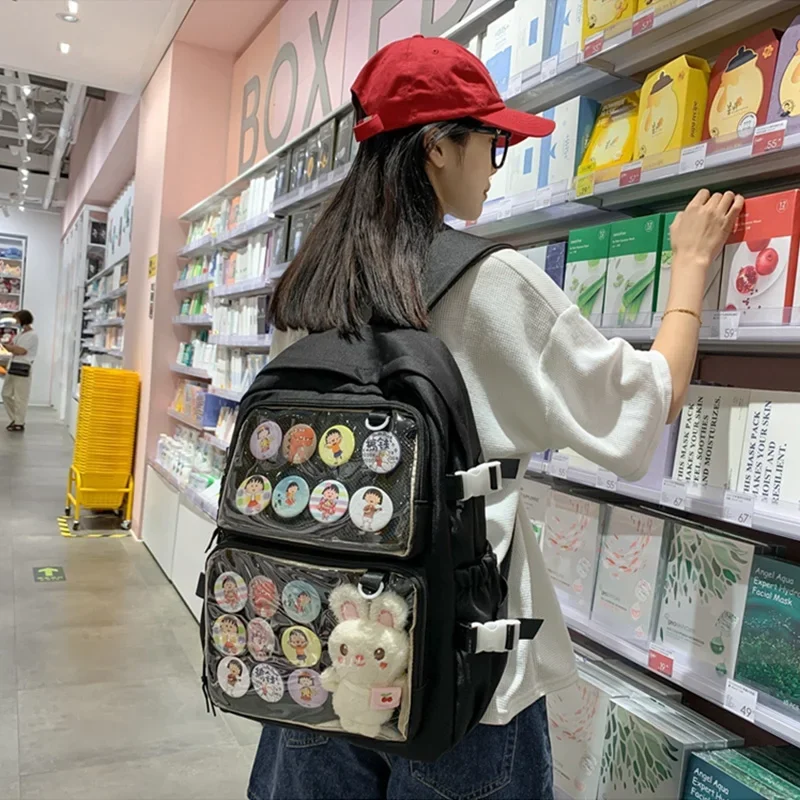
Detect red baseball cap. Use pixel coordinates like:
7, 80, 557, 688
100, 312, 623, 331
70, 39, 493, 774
351, 35, 555, 145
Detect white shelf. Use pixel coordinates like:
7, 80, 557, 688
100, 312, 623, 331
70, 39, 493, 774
0, 291, 20, 297
90, 317, 125, 329
87, 242, 106, 251
170, 362, 212, 381
178, 235, 217, 259
212, 274, 271, 299
87, 347, 123, 358
172, 314, 212, 327
209, 385, 244, 403
0, 273, 22, 280
272, 164, 349, 215
203, 432, 230, 451
86, 255, 128, 286
217, 211, 281, 249
84, 285, 126, 308
167, 407, 209, 432
173, 274, 214, 292
148, 459, 218, 524
563, 607, 800, 748
209, 332, 271, 349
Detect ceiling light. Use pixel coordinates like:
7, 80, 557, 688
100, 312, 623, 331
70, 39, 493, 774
59, 42, 71, 55
18, 205, 24, 212
22, 155, 31, 163
19, 169, 28, 177
21, 85, 32, 97
56, 13, 79, 23
67, 0, 79, 13
25, 133, 32, 140
26, 112, 34, 122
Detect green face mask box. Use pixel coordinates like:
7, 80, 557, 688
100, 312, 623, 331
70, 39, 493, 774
565, 223, 611, 322
604, 214, 664, 326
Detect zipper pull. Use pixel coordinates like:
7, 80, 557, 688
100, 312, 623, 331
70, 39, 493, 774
201, 674, 217, 716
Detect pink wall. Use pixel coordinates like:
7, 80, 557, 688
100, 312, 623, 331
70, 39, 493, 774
127, 40, 234, 534
63, 91, 140, 233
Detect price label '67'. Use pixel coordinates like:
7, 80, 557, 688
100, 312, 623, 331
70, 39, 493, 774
723, 490, 755, 528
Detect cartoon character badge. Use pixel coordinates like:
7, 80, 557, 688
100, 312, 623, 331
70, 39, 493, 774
282, 424, 317, 465
247, 618, 277, 661
214, 571, 248, 613
273, 476, 310, 519
212, 614, 247, 656
249, 576, 279, 618
252, 663, 285, 703
349, 486, 394, 533
318, 425, 356, 468
218, 656, 250, 698
362, 432, 402, 474
250, 421, 282, 461
282, 626, 322, 668
309, 480, 349, 524
282, 580, 322, 624
235, 475, 272, 515
288, 669, 328, 708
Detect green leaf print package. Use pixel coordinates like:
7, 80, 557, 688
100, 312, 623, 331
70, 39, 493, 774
655, 524, 757, 683
604, 215, 664, 327
566, 223, 611, 322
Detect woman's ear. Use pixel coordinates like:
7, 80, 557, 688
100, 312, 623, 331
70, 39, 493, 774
424, 128, 447, 170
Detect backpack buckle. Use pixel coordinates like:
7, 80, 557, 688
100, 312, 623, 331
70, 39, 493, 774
454, 461, 503, 501
463, 620, 520, 654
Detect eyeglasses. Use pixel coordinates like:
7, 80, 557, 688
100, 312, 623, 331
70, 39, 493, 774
473, 126, 511, 169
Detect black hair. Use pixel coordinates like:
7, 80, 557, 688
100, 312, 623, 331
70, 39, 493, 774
364, 488, 383, 504
323, 483, 340, 497
271, 110, 479, 337
15, 310, 32, 326
326, 428, 342, 442
287, 481, 299, 491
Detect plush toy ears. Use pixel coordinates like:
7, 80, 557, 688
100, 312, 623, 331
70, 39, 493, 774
369, 591, 409, 630
329, 584, 368, 623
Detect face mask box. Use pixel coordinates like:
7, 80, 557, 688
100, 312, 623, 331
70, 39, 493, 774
512, 0, 556, 82
566, 223, 610, 322
520, 241, 567, 288
483, 8, 516, 96
604, 214, 664, 327
582, 0, 634, 45
705, 31, 781, 151
719, 190, 800, 319
578, 91, 640, 178
548, 0, 583, 61
767, 14, 800, 132
538, 97, 599, 189
508, 138, 543, 198
657, 210, 722, 314
635, 55, 710, 168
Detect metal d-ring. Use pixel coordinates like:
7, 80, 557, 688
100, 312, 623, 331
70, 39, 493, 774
365, 413, 391, 432
358, 580, 385, 600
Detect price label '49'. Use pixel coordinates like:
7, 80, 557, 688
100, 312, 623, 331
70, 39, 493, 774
724, 679, 758, 722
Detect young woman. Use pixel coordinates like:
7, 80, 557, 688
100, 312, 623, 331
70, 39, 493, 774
248, 35, 743, 800
2, 309, 38, 432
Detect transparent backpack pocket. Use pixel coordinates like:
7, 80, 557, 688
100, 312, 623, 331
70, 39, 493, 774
218, 404, 424, 557
204, 544, 423, 743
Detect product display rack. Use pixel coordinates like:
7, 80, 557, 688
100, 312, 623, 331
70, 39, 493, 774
0, 234, 27, 314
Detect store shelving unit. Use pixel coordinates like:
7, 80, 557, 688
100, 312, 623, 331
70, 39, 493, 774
0, 234, 27, 315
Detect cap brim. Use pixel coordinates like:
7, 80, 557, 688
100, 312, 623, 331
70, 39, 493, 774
474, 107, 555, 144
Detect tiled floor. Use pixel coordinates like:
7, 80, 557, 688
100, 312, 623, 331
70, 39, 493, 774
0, 408, 260, 800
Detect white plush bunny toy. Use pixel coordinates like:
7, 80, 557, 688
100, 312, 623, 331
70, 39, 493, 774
321, 583, 409, 738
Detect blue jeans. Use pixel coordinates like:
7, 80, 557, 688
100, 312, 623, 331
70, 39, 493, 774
247, 697, 553, 800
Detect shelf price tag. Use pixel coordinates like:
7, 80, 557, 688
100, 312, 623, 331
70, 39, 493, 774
650, 312, 663, 335
550, 453, 570, 480
507, 73, 523, 99
648, 645, 674, 678
535, 186, 553, 210
574, 173, 595, 198
619, 160, 643, 187
660, 478, 687, 510
596, 469, 618, 492
751, 120, 787, 157
712, 310, 739, 340
723, 490, 755, 528
632, 8, 655, 36
583, 32, 604, 60
679, 142, 707, 174
541, 56, 559, 83
724, 679, 758, 722
496, 199, 513, 220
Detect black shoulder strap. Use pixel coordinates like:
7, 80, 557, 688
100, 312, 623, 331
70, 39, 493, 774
424, 226, 512, 309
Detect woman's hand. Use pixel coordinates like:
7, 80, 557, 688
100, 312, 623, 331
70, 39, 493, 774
670, 189, 745, 276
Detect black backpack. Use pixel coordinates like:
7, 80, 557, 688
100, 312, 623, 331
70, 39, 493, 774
198, 228, 543, 762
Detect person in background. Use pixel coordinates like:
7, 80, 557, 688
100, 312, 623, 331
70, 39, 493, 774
2, 309, 38, 432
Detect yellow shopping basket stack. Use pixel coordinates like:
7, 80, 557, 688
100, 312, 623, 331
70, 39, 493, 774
65, 366, 140, 531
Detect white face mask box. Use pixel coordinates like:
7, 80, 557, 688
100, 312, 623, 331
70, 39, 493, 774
538, 97, 599, 189
483, 8, 516, 96
548, 0, 583, 60
508, 138, 543, 198
512, 0, 556, 81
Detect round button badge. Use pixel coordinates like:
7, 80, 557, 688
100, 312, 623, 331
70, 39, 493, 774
318, 425, 356, 468
212, 614, 247, 656
288, 669, 328, 708
309, 480, 349, 523
282, 580, 322, 624
247, 618, 276, 661
282, 424, 317, 465
250, 420, 282, 461
249, 576, 279, 618
349, 486, 394, 533
235, 475, 272, 516
252, 663, 285, 703
214, 571, 248, 613
218, 656, 250, 698
362, 432, 402, 474
272, 476, 310, 519
282, 626, 322, 668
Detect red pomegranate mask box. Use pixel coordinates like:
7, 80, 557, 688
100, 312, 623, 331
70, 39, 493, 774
719, 190, 800, 321
704, 30, 781, 151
